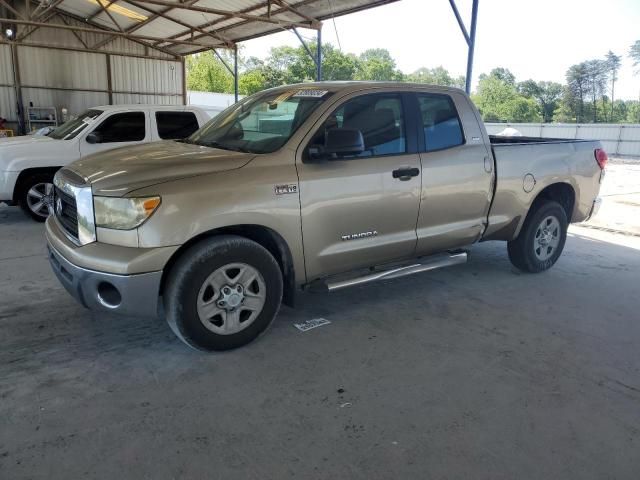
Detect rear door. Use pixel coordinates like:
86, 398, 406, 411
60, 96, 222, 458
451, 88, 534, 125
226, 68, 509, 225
296, 91, 422, 280
413, 91, 494, 255
79, 110, 149, 157
154, 110, 200, 140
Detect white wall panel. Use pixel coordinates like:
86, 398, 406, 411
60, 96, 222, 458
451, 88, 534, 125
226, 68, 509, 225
21, 88, 109, 117
112, 93, 181, 105
18, 47, 108, 90
111, 56, 182, 95
0, 87, 17, 121
0, 45, 13, 85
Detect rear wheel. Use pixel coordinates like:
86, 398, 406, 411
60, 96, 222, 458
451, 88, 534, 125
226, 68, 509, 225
164, 235, 283, 351
19, 172, 55, 222
507, 200, 568, 273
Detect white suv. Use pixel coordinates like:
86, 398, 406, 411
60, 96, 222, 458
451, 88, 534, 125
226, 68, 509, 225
0, 104, 219, 221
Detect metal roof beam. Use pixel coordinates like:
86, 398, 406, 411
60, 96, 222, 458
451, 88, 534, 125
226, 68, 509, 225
156, 0, 321, 48
130, 0, 314, 29
1, 17, 222, 48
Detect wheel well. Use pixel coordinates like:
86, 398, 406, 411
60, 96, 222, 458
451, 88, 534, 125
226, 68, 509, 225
532, 183, 576, 222
159, 225, 297, 307
13, 167, 62, 204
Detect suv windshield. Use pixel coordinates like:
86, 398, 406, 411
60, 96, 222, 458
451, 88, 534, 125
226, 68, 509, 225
188, 88, 332, 154
49, 109, 103, 140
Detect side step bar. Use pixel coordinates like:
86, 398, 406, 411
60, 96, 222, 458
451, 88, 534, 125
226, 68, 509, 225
313, 251, 468, 292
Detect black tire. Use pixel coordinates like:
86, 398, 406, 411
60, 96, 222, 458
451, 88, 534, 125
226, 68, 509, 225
507, 200, 568, 273
18, 172, 55, 222
164, 235, 283, 351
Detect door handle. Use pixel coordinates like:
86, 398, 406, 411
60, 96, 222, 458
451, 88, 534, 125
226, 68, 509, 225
392, 167, 420, 181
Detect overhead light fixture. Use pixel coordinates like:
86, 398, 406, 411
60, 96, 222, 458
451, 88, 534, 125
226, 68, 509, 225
5, 28, 13, 38
85, 0, 148, 23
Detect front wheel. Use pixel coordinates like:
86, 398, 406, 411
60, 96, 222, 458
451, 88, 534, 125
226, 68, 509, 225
164, 235, 283, 351
507, 201, 568, 273
19, 173, 55, 222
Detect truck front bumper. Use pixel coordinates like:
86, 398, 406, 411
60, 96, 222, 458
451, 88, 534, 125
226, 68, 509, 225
47, 242, 163, 317
45, 217, 178, 318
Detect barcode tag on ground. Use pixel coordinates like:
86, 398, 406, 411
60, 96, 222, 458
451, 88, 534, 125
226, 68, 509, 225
294, 318, 331, 332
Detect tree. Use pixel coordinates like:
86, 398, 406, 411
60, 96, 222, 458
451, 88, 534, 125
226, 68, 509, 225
186, 52, 233, 93
473, 73, 540, 122
565, 62, 589, 122
519, 80, 563, 123
407, 66, 465, 88
585, 59, 607, 122
355, 48, 403, 81
479, 67, 516, 86
605, 51, 622, 121
631, 40, 640, 122
239, 69, 266, 95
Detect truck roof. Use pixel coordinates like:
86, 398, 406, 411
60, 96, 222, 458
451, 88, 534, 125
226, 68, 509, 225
265, 81, 466, 95
90, 104, 207, 111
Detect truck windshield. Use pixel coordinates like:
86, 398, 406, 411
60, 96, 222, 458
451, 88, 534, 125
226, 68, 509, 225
49, 109, 103, 140
187, 88, 332, 154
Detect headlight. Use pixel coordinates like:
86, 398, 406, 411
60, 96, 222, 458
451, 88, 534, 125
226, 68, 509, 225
94, 196, 161, 230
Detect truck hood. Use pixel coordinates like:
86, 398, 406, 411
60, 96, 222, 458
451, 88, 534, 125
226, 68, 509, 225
0, 136, 62, 170
66, 141, 256, 196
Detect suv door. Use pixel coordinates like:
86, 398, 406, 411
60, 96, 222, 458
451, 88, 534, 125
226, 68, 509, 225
413, 91, 493, 255
80, 111, 149, 156
296, 91, 422, 280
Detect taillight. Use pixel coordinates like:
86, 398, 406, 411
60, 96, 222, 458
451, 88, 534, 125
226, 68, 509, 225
595, 148, 608, 170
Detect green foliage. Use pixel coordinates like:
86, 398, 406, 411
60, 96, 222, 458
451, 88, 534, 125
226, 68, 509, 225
185, 40, 640, 124
186, 52, 233, 93
355, 48, 404, 81
473, 70, 540, 122
407, 66, 465, 88
518, 80, 563, 123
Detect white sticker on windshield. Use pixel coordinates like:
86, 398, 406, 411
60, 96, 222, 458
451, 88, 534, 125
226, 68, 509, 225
293, 89, 329, 98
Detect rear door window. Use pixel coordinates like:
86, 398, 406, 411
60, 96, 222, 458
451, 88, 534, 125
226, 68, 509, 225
93, 112, 146, 143
156, 111, 199, 139
417, 94, 464, 151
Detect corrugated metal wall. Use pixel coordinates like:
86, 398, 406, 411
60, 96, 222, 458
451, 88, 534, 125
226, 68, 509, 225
0, 44, 17, 122
486, 123, 640, 158
1, 16, 184, 133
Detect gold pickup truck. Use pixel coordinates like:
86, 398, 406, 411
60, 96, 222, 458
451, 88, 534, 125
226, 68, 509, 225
45, 82, 606, 351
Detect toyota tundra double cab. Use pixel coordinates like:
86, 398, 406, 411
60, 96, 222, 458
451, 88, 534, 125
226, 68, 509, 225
45, 82, 606, 351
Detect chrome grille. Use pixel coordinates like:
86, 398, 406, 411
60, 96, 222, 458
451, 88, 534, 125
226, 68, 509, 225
54, 186, 79, 240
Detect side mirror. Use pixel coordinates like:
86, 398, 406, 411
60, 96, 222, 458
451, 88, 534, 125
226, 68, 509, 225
85, 132, 102, 144
324, 128, 364, 157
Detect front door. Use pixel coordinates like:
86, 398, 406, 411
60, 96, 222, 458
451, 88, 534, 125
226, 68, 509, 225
296, 92, 422, 281
80, 111, 149, 157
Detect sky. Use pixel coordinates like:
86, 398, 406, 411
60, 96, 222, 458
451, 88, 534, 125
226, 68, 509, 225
242, 0, 640, 100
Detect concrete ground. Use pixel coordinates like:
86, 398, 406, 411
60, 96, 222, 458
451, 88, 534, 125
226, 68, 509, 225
1, 162, 640, 479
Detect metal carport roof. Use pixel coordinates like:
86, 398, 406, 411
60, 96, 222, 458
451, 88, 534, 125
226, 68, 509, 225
0, 0, 402, 57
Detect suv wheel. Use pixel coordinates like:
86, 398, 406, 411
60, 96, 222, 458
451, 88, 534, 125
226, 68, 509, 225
19, 173, 56, 222
507, 200, 568, 273
164, 235, 283, 351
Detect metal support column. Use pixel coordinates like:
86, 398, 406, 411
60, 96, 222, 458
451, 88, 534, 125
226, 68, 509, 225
233, 46, 238, 103
448, 0, 479, 95
10, 42, 25, 134
316, 26, 322, 81
105, 54, 113, 105
465, 0, 479, 95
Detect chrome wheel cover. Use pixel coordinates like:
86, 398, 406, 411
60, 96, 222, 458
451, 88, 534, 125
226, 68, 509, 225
534, 215, 561, 261
196, 263, 266, 335
26, 182, 55, 218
